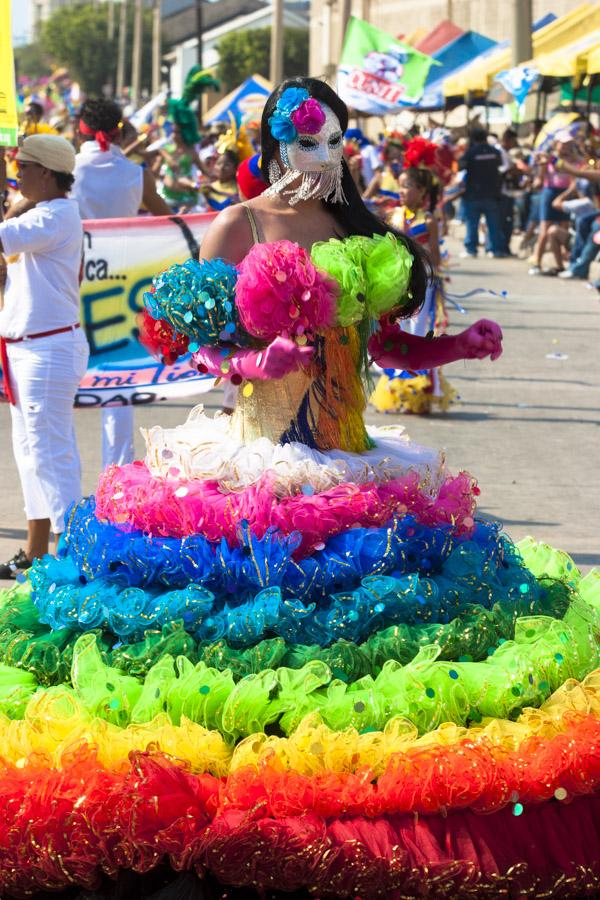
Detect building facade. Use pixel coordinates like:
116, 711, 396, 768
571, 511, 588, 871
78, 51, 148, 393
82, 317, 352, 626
30, 0, 73, 38
162, 0, 309, 95
309, 0, 589, 78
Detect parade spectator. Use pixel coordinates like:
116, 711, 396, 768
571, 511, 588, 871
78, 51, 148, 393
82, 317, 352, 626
508, 147, 533, 235
201, 149, 240, 211
550, 150, 600, 280
549, 182, 600, 280
497, 129, 520, 254
363, 133, 404, 212
346, 127, 382, 191
71, 98, 170, 471
528, 135, 575, 275
0, 136, 89, 577
458, 127, 504, 258
158, 122, 202, 212
22, 101, 58, 137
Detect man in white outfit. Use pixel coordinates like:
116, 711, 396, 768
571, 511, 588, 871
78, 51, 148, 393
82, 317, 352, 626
71, 98, 170, 468
0, 136, 90, 577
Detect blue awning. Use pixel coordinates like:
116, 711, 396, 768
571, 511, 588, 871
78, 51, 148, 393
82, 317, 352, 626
426, 31, 497, 86
205, 74, 272, 125
415, 12, 557, 109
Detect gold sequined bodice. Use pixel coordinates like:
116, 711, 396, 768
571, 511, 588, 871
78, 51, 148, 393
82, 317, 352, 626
229, 326, 371, 453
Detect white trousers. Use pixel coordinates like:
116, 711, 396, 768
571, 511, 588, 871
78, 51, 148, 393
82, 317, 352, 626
102, 405, 135, 467
221, 381, 239, 411
7, 330, 89, 533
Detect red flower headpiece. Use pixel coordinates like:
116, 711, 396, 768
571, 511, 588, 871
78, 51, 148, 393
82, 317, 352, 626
403, 136, 438, 170
403, 136, 454, 186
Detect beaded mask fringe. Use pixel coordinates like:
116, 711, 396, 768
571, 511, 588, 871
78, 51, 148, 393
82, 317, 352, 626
265, 160, 347, 206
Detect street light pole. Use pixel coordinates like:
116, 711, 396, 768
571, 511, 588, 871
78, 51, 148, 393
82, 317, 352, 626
270, 0, 284, 86
339, 0, 351, 55
152, 0, 161, 95
196, 0, 203, 68
511, 0, 532, 66
322, 0, 333, 77
116, 0, 128, 100
131, 0, 143, 106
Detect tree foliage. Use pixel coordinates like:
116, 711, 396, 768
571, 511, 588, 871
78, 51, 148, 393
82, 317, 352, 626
41, 2, 153, 96
217, 27, 309, 92
14, 43, 53, 82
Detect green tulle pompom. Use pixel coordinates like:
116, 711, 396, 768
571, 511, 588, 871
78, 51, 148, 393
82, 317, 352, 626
311, 233, 414, 327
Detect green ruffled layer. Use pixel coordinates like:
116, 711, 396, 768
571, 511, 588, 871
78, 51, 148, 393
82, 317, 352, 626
0, 572, 598, 740
0, 578, 571, 685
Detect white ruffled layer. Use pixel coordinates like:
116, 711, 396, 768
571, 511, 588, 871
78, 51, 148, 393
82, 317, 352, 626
143, 404, 444, 496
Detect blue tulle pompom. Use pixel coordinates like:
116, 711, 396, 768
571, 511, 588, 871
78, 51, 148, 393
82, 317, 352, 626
143, 257, 249, 347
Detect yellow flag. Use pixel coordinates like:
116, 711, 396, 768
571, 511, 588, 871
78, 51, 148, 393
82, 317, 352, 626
0, 0, 19, 147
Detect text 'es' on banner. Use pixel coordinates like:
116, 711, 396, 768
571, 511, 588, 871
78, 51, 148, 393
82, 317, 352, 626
1, 212, 217, 407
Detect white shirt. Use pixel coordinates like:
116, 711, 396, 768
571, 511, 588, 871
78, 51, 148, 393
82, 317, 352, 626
0, 198, 83, 339
361, 144, 382, 185
562, 197, 597, 221
71, 141, 143, 220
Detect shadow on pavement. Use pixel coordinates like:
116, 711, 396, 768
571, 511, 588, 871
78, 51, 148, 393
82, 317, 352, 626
0, 528, 27, 541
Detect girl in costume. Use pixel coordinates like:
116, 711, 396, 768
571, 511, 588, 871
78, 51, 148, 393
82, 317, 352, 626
158, 68, 220, 213
201, 148, 240, 211
371, 137, 456, 415
0, 80, 598, 900
200, 121, 252, 212
362, 130, 405, 215
158, 121, 202, 212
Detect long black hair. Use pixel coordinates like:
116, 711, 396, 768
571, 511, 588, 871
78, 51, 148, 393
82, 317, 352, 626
260, 77, 431, 317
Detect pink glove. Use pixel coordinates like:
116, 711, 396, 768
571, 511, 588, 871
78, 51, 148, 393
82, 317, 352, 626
192, 336, 315, 382
455, 319, 503, 361
369, 317, 503, 370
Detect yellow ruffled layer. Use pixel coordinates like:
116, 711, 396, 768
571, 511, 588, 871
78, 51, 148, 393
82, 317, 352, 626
2, 668, 600, 778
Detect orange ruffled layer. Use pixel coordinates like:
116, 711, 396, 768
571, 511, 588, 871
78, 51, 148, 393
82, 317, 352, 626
1, 748, 600, 898
2, 670, 600, 816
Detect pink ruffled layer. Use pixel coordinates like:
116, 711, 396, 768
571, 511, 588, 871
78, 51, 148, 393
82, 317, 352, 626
95, 462, 476, 554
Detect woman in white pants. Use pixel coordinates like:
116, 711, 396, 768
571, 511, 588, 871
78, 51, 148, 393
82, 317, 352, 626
0, 136, 89, 577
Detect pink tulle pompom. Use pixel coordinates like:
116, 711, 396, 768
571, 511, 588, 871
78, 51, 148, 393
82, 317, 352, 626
235, 240, 338, 342
291, 99, 326, 135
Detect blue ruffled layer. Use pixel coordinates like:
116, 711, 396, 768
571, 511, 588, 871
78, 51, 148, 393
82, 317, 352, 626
64, 498, 504, 600
30, 533, 541, 646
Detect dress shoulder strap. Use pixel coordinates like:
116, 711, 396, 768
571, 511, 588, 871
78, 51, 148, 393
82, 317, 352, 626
243, 203, 265, 245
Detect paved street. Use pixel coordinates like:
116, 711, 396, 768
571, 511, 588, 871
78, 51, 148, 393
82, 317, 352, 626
1, 235, 599, 581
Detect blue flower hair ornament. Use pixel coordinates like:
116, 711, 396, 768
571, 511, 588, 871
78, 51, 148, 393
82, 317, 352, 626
268, 86, 321, 143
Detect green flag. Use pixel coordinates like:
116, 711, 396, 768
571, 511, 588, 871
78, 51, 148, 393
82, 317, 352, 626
338, 17, 435, 112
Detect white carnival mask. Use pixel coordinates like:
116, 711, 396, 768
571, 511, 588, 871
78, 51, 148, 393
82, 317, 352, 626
265, 92, 347, 205
281, 105, 344, 173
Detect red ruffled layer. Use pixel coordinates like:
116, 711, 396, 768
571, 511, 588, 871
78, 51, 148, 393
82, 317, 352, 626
1, 747, 600, 897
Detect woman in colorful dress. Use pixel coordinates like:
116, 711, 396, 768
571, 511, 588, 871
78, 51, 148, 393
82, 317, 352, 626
371, 137, 455, 415
0, 79, 599, 900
